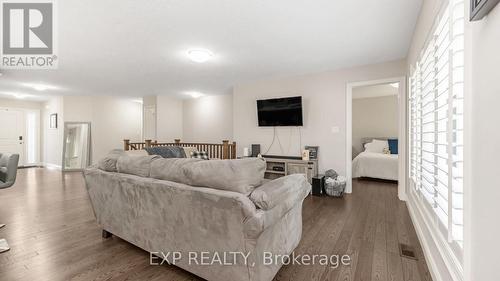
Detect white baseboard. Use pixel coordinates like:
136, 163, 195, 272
406, 190, 463, 281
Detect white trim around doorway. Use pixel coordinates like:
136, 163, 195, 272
345, 76, 407, 201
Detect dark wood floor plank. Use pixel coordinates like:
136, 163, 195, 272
333, 184, 374, 281
387, 252, 404, 281
0, 169, 432, 281
293, 199, 352, 281
318, 190, 364, 281
371, 203, 388, 281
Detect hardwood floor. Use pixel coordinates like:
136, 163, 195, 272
0, 168, 431, 281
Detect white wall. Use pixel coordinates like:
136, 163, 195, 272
0, 98, 43, 110
467, 4, 500, 281
156, 95, 183, 142
63, 96, 142, 164
233, 59, 406, 174
182, 95, 233, 143
352, 95, 398, 157
42, 96, 64, 167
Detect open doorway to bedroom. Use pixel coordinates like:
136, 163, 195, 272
352, 82, 399, 181
346, 77, 406, 200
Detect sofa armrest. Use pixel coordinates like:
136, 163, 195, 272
250, 174, 311, 210
244, 174, 311, 238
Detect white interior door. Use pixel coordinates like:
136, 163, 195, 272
143, 105, 156, 140
0, 108, 25, 166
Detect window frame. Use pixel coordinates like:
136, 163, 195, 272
408, 0, 464, 263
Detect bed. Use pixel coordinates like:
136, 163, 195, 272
352, 138, 398, 181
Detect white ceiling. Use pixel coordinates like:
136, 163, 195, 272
0, 0, 422, 101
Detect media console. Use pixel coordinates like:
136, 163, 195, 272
262, 155, 318, 184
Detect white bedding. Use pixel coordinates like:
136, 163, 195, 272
352, 151, 398, 181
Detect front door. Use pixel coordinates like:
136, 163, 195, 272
0, 108, 25, 166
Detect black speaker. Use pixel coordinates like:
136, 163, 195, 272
312, 175, 325, 196
251, 144, 260, 157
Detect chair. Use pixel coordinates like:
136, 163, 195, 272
0, 153, 20, 253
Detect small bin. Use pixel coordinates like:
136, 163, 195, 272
324, 176, 346, 197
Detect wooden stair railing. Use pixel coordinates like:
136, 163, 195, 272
123, 139, 237, 159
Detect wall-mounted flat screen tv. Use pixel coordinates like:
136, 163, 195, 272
257, 96, 303, 126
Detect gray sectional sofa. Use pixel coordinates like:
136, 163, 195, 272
83, 151, 311, 281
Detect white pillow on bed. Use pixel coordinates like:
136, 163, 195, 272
364, 139, 388, 153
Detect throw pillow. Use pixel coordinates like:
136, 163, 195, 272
388, 139, 398, 154
364, 139, 388, 153
190, 151, 209, 160
145, 146, 186, 158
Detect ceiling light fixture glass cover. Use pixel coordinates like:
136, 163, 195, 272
23, 83, 56, 91
186, 48, 214, 63
185, 91, 205, 98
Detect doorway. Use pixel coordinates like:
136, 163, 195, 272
0, 107, 40, 167
346, 77, 407, 200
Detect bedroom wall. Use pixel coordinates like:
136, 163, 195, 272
182, 94, 233, 143
352, 94, 398, 157
233, 59, 406, 175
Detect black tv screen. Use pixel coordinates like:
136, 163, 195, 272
257, 96, 303, 126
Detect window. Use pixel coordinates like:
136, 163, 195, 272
409, 0, 464, 258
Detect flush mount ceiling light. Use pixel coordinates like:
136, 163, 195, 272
23, 83, 57, 91
186, 48, 214, 63
184, 91, 205, 98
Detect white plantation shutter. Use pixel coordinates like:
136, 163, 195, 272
409, 0, 464, 254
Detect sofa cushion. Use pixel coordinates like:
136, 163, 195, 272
250, 174, 310, 210
98, 149, 126, 172
124, 150, 148, 157
116, 155, 162, 177
184, 158, 266, 194
150, 157, 266, 194
150, 158, 204, 184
